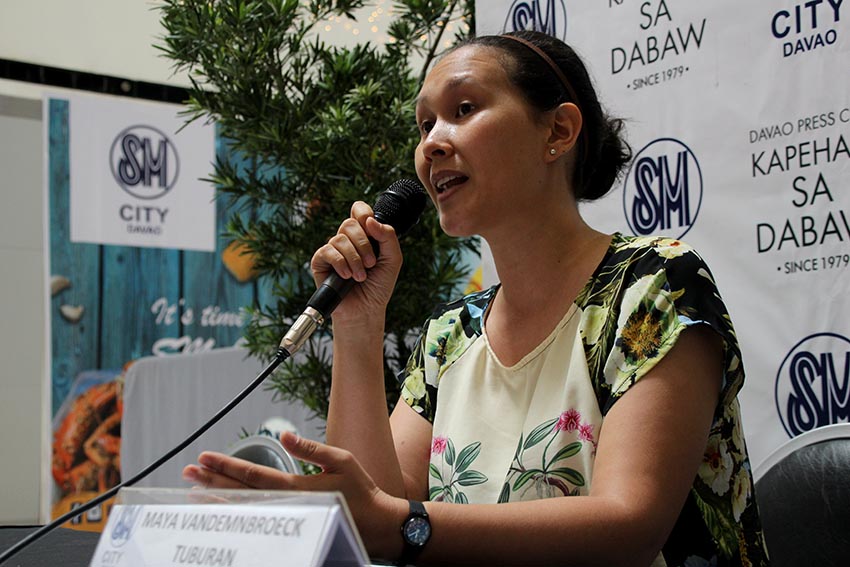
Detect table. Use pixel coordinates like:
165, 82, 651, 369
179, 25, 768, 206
0, 526, 100, 566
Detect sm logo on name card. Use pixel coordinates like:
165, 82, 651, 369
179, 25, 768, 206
775, 333, 850, 438
502, 0, 568, 40
110, 505, 141, 547
622, 137, 703, 240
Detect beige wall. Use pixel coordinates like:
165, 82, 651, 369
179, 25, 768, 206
0, 1, 188, 92
0, 98, 45, 523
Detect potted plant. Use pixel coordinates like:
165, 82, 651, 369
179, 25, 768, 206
158, 0, 478, 419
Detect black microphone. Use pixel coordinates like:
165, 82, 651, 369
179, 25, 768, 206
279, 178, 427, 356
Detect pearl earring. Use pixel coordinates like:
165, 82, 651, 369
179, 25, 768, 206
549, 148, 557, 155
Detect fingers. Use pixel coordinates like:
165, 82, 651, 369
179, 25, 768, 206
182, 452, 292, 490
349, 201, 376, 228
343, 202, 379, 274
182, 440, 354, 495
183, 463, 230, 488
310, 201, 400, 286
354, 201, 401, 266
329, 220, 375, 281
364, 217, 401, 263
280, 432, 351, 475
183, 464, 245, 490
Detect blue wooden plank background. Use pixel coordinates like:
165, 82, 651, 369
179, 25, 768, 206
48, 100, 262, 416
181, 135, 256, 351
100, 246, 181, 368
48, 99, 102, 417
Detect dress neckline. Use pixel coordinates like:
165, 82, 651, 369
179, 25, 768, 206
481, 302, 580, 371
478, 232, 621, 371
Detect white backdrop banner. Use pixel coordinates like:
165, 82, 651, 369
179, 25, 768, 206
475, 0, 849, 468
67, 92, 216, 251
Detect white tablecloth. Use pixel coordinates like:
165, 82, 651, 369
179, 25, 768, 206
121, 347, 324, 488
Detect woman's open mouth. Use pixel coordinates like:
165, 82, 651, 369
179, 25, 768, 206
434, 174, 469, 194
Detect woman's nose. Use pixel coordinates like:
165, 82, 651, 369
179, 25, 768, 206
420, 123, 453, 160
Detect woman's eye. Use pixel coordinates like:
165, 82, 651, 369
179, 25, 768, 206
419, 120, 434, 134
457, 102, 474, 117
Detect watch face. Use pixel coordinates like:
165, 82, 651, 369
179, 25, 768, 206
404, 516, 431, 546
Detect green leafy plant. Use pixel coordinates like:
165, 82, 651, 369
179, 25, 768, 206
158, 0, 478, 419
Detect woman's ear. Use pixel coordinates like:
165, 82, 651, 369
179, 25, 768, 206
546, 102, 583, 161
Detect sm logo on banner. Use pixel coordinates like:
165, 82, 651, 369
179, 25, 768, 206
109, 125, 180, 200
776, 333, 850, 437
622, 138, 703, 239
502, 0, 568, 40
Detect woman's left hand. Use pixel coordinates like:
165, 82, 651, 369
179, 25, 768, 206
182, 432, 406, 559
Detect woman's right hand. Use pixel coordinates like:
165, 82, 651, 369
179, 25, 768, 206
310, 201, 403, 327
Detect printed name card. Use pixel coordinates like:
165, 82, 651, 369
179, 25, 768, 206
89, 489, 368, 567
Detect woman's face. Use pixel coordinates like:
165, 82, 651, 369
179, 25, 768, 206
414, 45, 554, 238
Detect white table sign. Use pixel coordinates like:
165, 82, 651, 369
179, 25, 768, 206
89, 489, 368, 567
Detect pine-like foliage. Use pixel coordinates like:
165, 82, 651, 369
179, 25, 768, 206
158, 0, 478, 419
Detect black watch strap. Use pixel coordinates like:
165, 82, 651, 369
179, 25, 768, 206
398, 500, 430, 566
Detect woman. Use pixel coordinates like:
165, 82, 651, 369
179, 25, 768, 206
184, 30, 768, 566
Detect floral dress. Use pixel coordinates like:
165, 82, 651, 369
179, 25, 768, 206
399, 234, 769, 567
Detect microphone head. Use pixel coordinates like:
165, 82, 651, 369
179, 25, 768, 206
373, 179, 428, 237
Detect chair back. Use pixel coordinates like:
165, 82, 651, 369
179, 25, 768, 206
754, 423, 850, 566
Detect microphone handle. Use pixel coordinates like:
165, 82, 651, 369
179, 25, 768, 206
308, 236, 380, 319
307, 272, 355, 319
279, 237, 380, 356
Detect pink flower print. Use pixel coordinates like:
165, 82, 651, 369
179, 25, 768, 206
578, 422, 594, 442
556, 409, 581, 432
431, 436, 448, 455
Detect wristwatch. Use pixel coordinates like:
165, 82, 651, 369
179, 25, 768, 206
398, 500, 431, 566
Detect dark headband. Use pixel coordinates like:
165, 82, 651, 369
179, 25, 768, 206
499, 34, 582, 109
499, 34, 590, 165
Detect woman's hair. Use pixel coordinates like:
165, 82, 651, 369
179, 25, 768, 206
460, 30, 631, 201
